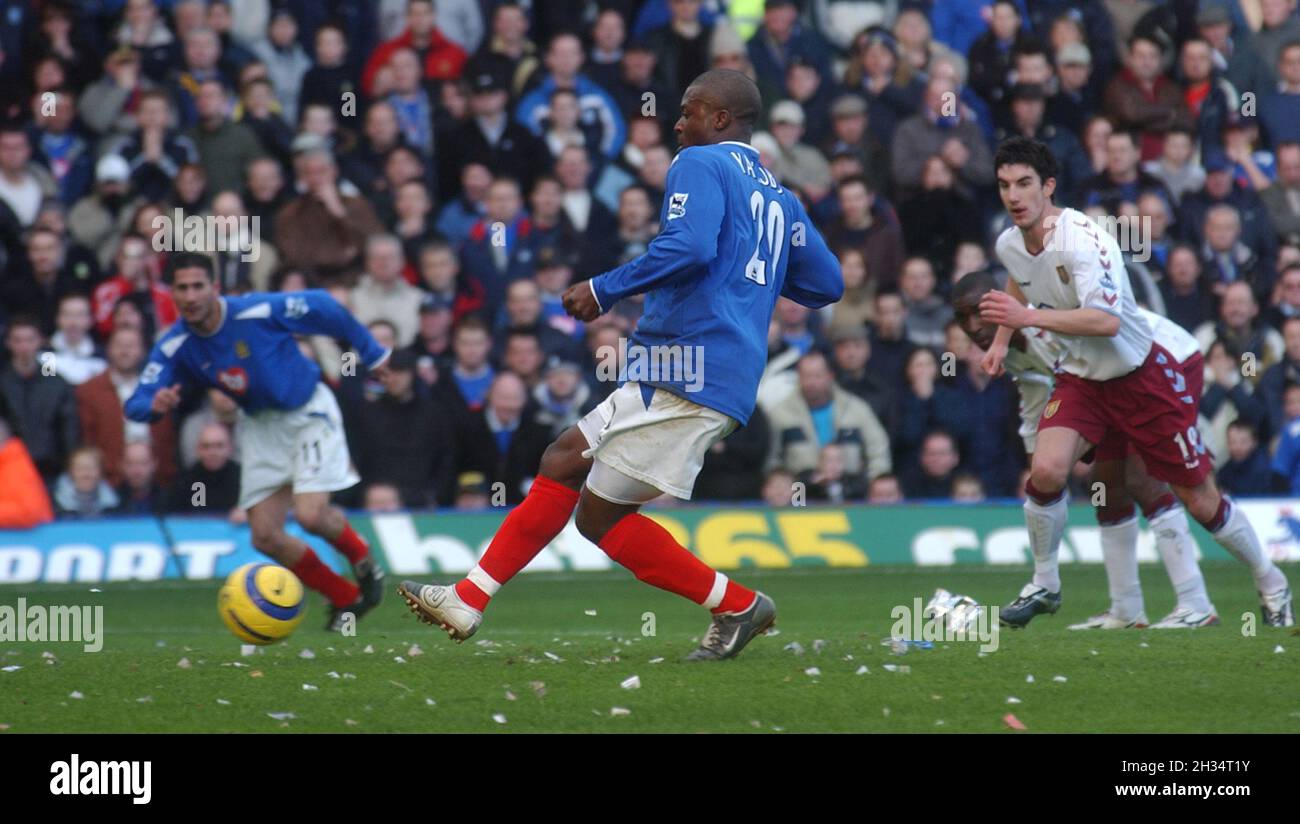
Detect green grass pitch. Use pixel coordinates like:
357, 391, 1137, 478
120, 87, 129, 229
3, 563, 1298, 733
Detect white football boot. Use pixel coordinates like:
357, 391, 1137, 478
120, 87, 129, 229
398, 581, 482, 642
1067, 611, 1148, 630
1150, 606, 1220, 628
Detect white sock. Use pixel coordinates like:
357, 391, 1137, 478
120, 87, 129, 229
1099, 515, 1143, 620
1025, 493, 1067, 593
1212, 500, 1289, 595
1149, 506, 1214, 614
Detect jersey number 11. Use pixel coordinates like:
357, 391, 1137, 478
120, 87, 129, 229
745, 191, 786, 286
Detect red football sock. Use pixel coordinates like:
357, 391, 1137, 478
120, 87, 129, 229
598, 513, 754, 613
455, 475, 580, 611
330, 522, 369, 564
292, 549, 360, 607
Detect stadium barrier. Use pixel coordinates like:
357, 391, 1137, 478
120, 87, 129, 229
2, 501, 1298, 584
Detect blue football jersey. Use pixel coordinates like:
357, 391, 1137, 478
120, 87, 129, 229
589, 141, 843, 424
125, 290, 391, 421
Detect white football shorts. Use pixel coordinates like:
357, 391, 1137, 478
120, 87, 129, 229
237, 382, 358, 510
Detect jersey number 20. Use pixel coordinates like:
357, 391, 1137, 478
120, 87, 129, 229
745, 191, 785, 286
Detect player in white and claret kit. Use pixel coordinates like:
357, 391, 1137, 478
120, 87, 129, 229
978, 136, 1292, 628
953, 270, 1219, 628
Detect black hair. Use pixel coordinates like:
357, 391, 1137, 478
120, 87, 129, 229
950, 270, 999, 304
994, 135, 1058, 188
165, 251, 215, 283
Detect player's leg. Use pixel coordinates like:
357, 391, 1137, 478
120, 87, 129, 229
398, 425, 592, 640
1073, 454, 1148, 628
1171, 475, 1294, 627
1124, 455, 1217, 627
574, 461, 773, 661
248, 486, 361, 617
294, 490, 384, 627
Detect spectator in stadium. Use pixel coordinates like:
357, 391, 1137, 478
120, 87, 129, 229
363, 481, 405, 513
1179, 148, 1279, 273
516, 32, 626, 160
0, 396, 54, 528
454, 471, 492, 510
840, 28, 923, 148
867, 472, 904, 504
585, 8, 627, 91
248, 9, 311, 127
454, 371, 550, 505
1199, 203, 1274, 300
166, 421, 241, 518
824, 175, 904, 289
1196, 3, 1272, 108
342, 102, 405, 202
760, 467, 796, 506
381, 49, 437, 157
531, 356, 597, 440
1202, 333, 1270, 451
362, 0, 467, 97
763, 350, 892, 482
644, 0, 715, 103
113, 440, 164, 515
897, 155, 981, 280
497, 279, 584, 362
1196, 282, 1286, 378
867, 290, 915, 393
76, 325, 178, 489
299, 22, 358, 115
1257, 0, 1300, 76
1178, 37, 1233, 157
0, 316, 78, 483
91, 235, 177, 340
439, 59, 543, 203
800, 442, 868, 503
460, 176, 537, 319
112, 90, 200, 203
746, 0, 831, 93
441, 316, 496, 415
47, 295, 105, 386
1141, 127, 1203, 208
966, 0, 1032, 114
1079, 129, 1171, 215
1268, 265, 1300, 329
434, 162, 492, 246
896, 346, 962, 469
1273, 383, 1300, 494
1102, 35, 1190, 162
824, 247, 875, 331
1160, 244, 1216, 332
275, 147, 384, 279
185, 79, 264, 194
781, 55, 833, 148
1260, 317, 1300, 437
355, 349, 455, 508
167, 28, 230, 130
1263, 41, 1300, 147
900, 429, 961, 499
80, 47, 155, 149
951, 472, 985, 502
236, 78, 295, 170
899, 257, 951, 350
68, 154, 138, 271
1262, 142, 1300, 246
177, 387, 240, 471
829, 323, 897, 439
53, 446, 120, 518
1, 228, 93, 336
1046, 42, 1096, 138
891, 76, 994, 201
501, 330, 546, 390
349, 234, 421, 348
820, 94, 889, 195
765, 99, 832, 203
27, 88, 94, 208
1217, 419, 1273, 496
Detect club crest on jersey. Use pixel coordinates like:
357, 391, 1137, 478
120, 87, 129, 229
1055, 265, 1070, 284
217, 366, 249, 395
667, 192, 688, 221
1043, 399, 1061, 419
235, 339, 250, 359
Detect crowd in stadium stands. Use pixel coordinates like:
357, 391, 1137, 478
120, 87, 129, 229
2, 0, 1300, 530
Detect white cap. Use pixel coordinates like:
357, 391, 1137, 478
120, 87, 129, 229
96, 154, 130, 183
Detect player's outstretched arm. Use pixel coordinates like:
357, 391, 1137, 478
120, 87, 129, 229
124, 338, 184, 423
273, 290, 392, 372
586, 152, 724, 310
781, 202, 844, 309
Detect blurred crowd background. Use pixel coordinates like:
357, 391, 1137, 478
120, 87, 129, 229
1, 0, 1299, 528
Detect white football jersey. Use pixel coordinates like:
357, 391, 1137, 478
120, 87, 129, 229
994, 208, 1153, 380
1139, 307, 1199, 362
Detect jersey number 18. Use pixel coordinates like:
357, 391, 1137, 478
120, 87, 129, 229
745, 191, 785, 287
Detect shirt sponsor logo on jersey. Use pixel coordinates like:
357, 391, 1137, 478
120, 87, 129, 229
667, 192, 689, 220
217, 366, 249, 395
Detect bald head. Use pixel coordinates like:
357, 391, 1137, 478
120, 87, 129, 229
678, 69, 762, 146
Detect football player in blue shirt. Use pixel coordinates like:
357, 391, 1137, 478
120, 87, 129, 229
400, 70, 844, 660
126, 252, 392, 631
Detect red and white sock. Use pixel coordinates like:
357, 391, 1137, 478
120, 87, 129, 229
598, 514, 755, 614
454, 475, 580, 611
330, 522, 370, 565
291, 549, 360, 607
